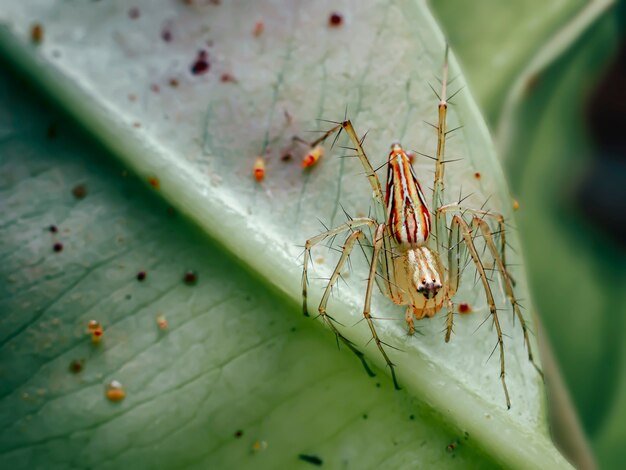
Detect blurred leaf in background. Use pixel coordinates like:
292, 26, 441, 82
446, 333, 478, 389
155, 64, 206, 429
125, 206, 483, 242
431, 0, 626, 468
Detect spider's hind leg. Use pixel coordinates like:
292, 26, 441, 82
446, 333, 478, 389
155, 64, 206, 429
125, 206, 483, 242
473, 217, 543, 379
450, 214, 511, 409
438, 203, 542, 379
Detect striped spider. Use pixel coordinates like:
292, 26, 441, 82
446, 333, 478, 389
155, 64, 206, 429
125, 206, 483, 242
301, 49, 541, 408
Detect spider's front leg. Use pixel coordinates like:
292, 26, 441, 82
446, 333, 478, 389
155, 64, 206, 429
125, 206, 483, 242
302, 217, 378, 377
302, 217, 377, 316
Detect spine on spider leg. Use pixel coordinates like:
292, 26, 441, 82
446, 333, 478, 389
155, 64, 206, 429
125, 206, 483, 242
432, 46, 449, 257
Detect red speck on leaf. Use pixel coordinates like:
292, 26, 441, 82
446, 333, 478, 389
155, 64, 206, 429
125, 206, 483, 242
148, 176, 160, 190
329, 12, 343, 27
220, 73, 237, 83
458, 303, 472, 314
31, 23, 43, 44
191, 50, 210, 75
253, 21, 264, 37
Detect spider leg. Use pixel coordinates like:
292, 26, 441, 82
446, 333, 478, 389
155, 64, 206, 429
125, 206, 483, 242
310, 118, 398, 303
438, 203, 508, 272
363, 224, 401, 390
405, 307, 415, 336
451, 214, 511, 409
310, 121, 385, 209
303, 217, 377, 317
315, 229, 377, 378
444, 206, 467, 342
432, 46, 450, 257
473, 217, 543, 379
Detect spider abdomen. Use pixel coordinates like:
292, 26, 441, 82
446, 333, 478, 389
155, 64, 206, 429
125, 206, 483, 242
385, 144, 431, 246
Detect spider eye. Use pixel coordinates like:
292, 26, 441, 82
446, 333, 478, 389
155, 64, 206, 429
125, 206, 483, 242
432, 279, 436, 283
421, 279, 426, 284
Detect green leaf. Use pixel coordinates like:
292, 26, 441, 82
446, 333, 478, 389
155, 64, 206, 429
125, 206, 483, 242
0, 1, 569, 468
0, 74, 501, 469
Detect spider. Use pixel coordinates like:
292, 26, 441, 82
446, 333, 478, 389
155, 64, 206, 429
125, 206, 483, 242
301, 48, 542, 409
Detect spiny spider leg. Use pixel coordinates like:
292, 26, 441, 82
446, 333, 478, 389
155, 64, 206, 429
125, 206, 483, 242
303, 217, 378, 317
363, 224, 401, 390
450, 214, 511, 409
310, 119, 398, 301
432, 45, 450, 256
438, 203, 529, 344
310, 122, 385, 207
438, 203, 508, 269
317, 229, 377, 377
444, 210, 466, 342
472, 217, 543, 378
302, 218, 379, 376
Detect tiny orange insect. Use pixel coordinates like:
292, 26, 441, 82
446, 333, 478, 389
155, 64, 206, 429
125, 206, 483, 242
87, 320, 103, 344
302, 145, 324, 169
156, 314, 168, 330
253, 156, 265, 182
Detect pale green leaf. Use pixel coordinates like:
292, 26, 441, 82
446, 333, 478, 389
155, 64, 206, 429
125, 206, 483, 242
0, 1, 569, 468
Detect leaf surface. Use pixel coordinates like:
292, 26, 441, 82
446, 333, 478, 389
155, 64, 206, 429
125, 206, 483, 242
0, 1, 569, 468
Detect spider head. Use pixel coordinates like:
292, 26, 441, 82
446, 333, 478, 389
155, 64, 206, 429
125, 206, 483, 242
405, 247, 444, 301
416, 277, 442, 299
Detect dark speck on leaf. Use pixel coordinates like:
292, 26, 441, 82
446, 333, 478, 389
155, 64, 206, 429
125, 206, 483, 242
298, 454, 323, 466
136, 271, 147, 281
72, 184, 87, 199
69, 359, 84, 373
183, 270, 198, 286
53, 242, 63, 253
128, 7, 140, 20
31, 23, 43, 44
191, 50, 210, 75
329, 12, 343, 27
234, 430, 243, 438
49, 225, 58, 233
